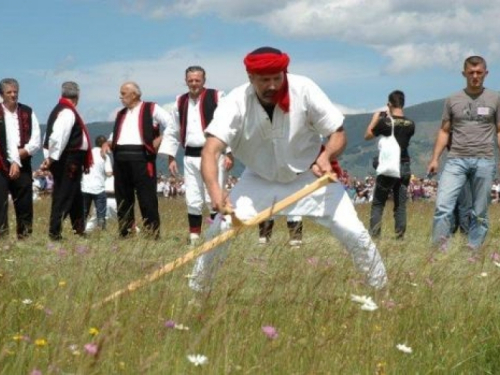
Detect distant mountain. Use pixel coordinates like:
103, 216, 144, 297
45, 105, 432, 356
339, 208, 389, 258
35, 99, 445, 178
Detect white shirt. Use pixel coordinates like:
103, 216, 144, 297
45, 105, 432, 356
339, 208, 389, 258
0, 110, 21, 167
114, 101, 173, 145
2, 104, 41, 157
47, 108, 89, 160
81, 147, 112, 194
206, 74, 344, 183
159, 90, 224, 157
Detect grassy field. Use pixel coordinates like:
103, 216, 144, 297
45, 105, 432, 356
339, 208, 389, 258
1, 197, 500, 374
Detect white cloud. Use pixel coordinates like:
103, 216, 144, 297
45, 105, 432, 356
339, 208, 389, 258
34, 45, 367, 121
118, 0, 500, 73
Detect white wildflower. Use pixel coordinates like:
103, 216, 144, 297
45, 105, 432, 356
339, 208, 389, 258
360, 302, 378, 311
396, 344, 413, 354
174, 324, 190, 331
493, 261, 500, 268
22, 299, 33, 305
187, 354, 208, 366
479, 272, 488, 278
350, 294, 374, 305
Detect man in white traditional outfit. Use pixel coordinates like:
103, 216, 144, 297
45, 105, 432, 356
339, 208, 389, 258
189, 46, 388, 292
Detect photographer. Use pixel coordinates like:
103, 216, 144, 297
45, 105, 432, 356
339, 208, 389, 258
364, 90, 415, 239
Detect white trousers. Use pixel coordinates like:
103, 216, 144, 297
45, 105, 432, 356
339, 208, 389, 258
189, 170, 387, 291
184, 155, 225, 215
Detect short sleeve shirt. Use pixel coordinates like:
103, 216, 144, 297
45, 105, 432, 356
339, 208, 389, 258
372, 115, 415, 160
443, 88, 500, 157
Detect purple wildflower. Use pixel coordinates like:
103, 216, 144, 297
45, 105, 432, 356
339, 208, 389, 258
307, 257, 319, 266
76, 245, 89, 254
30, 369, 42, 375
84, 343, 98, 355
164, 320, 176, 328
261, 325, 279, 340
491, 252, 500, 262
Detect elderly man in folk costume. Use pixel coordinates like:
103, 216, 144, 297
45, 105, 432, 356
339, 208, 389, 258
188, 46, 388, 292
110, 82, 174, 239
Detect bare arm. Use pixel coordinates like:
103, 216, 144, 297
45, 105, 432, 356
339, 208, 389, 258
201, 135, 228, 212
364, 112, 381, 140
427, 119, 451, 174
312, 127, 346, 177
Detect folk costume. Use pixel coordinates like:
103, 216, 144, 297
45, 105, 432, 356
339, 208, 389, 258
0, 103, 41, 238
45, 97, 93, 240
111, 101, 172, 238
189, 47, 387, 292
0, 108, 22, 237
160, 88, 227, 243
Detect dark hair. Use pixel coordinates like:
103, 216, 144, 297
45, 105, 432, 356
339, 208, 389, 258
388, 90, 405, 109
185, 65, 206, 78
463, 55, 487, 70
249, 46, 282, 55
95, 135, 107, 147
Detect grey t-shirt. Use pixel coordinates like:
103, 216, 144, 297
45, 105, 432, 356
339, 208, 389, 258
443, 88, 500, 157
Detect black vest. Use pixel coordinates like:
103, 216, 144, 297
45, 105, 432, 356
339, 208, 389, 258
178, 89, 218, 147
44, 102, 84, 151
111, 102, 159, 156
0, 110, 8, 172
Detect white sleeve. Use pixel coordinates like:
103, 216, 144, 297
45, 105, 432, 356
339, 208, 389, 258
157, 103, 180, 157
304, 78, 345, 137
104, 154, 113, 174
204, 93, 240, 148
26, 112, 42, 156
6, 123, 21, 166
48, 109, 75, 160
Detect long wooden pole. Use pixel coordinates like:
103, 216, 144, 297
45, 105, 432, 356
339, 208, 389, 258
93, 173, 337, 308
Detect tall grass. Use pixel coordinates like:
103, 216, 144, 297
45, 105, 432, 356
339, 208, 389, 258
1, 197, 500, 374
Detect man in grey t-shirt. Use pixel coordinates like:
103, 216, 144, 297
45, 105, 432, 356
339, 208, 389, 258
427, 55, 500, 251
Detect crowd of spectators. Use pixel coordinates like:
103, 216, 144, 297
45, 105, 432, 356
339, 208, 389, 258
31, 169, 500, 205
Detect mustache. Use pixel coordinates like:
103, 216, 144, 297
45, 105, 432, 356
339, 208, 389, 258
262, 90, 277, 98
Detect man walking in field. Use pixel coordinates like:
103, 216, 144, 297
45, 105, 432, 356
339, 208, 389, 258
189, 46, 388, 292
427, 55, 500, 251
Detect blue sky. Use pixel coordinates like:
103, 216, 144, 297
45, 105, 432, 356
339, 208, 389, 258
3, 0, 500, 123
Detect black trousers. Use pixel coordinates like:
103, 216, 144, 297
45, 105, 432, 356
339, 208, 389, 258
48, 152, 86, 240
0, 162, 34, 239
369, 162, 411, 238
114, 158, 159, 237
0, 171, 10, 237
8, 163, 33, 238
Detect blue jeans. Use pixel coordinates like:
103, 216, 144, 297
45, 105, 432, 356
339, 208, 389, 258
432, 157, 495, 249
83, 192, 107, 230
450, 182, 472, 235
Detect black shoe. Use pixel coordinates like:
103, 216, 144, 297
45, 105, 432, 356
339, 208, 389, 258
49, 233, 63, 241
